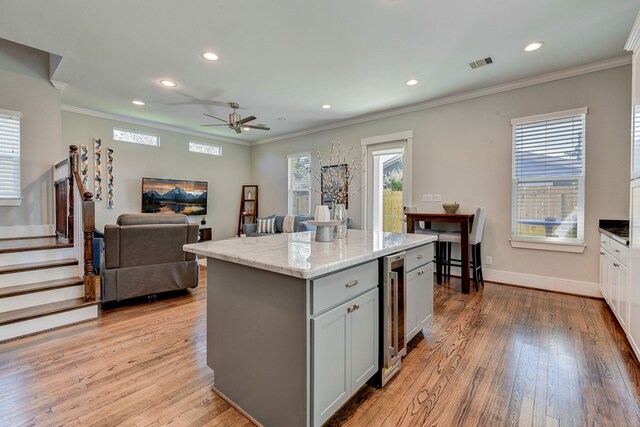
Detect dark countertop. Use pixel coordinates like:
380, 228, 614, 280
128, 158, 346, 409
599, 219, 629, 246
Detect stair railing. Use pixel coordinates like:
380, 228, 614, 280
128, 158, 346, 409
53, 145, 96, 301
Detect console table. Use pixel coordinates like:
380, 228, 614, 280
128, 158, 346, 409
406, 212, 474, 294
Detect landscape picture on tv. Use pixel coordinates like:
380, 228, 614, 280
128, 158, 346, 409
142, 177, 208, 215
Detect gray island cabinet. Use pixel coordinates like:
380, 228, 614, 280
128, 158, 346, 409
184, 230, 436, 427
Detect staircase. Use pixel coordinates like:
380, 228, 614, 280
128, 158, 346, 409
0, 146, 99, 341
0, 235, 98, 341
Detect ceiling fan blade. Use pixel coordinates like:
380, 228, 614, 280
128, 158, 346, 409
243, 124, 271, 131
238, 115, 256, 125
203, 113, 228, 123
234, 127, 242, 134
201, 124, 230, 126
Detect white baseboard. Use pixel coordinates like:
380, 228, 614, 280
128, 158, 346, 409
0, 225, 55, 239
483, 268, 601, 298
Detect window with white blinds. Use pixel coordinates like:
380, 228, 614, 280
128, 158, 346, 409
0, 110, 21, 202
511, 108, 587, 245
288, 152, 311, 215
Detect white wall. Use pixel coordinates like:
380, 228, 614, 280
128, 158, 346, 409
251, 65, 632, 294
0, 39, 62, 227
62, 112, 252, 239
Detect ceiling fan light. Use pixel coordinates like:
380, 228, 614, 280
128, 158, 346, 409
321, 104, 331, 109
202, 52, 219, 61
242, 127, 251, 131
406, 79, 418, 86
131, 100, 145, 106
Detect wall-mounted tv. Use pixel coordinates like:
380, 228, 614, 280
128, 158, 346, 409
142, 177, 208, 215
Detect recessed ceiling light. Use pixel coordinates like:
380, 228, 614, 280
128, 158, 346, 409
524, 42, 544, 52
406, 79, 418, 86
131, 100, 146, 106
159, 79, 177, 87
321, 104, 332, 109
202, 52, 219, 61
278, 117, 286, 121
242, 127, 251, 131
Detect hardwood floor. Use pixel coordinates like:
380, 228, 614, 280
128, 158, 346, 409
0, 268, 639, 426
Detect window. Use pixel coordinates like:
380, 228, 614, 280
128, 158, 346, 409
113, 128, 159, 146
288, 152, 310, 215
511, 108, 587, 246
189, 141, 222, 156
0, 109, 21, 205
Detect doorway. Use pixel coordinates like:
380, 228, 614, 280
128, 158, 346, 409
361, 131, 413, 232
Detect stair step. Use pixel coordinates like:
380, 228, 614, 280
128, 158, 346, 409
0, 236, 72, 254
0, 259, 77, 275
0, 277, 83, 299
0, 298, 98, 327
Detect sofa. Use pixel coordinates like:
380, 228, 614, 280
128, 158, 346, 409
101, 213, 199, 303
242, 214, 352, 237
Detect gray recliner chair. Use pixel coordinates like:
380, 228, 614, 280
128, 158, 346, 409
101, 213, 199, 303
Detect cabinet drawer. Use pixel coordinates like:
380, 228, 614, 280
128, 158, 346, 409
406, 243, 434, 272
312, 261, 378, 315
600, 234, 610, 252
610, 239, 629, 266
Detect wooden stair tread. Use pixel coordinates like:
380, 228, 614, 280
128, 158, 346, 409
0, 298, 97, 326
0, 259, 77, 275
0, 237, 73, 254
0, 234, 56, 242
0, 277, 84, 298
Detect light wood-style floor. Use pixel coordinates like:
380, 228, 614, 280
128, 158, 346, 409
1, 267, 639, 426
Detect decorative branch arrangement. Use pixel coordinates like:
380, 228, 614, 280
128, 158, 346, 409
309, 141, 365, 206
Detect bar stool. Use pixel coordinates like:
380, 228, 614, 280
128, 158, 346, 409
439, 207, 486, 290
404, 206, 446, 284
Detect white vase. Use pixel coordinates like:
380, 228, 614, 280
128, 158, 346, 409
333, 203, 348, 239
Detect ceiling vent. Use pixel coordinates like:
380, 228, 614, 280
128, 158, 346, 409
469, 57, 494, 69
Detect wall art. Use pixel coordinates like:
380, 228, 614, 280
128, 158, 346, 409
94, 138, 102, 201
80, 145, 89, 189
107, 148, 114, 209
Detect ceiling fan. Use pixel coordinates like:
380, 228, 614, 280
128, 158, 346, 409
202, 102, 270, 134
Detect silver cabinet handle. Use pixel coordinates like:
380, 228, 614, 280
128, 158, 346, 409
600, 251, 605, 255
347, 303, 360, 313
417, 254, 424, 260
602, 240, 607, 244
614, 249, 621, 253
614, 262, 620, 268
417, 270, 425, 276
345, 280, 359, 288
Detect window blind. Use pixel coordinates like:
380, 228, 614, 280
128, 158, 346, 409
288, 153, 311, 215
511, 110, 586, 244
0, 112, 21, 199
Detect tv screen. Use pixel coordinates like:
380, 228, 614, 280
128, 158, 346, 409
142, 177, 208, 215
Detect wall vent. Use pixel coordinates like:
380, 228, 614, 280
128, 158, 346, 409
469, 57, 494, 69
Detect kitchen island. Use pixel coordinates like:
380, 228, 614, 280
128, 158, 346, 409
183, 230, 436, 426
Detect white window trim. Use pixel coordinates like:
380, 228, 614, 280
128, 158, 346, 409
0, 108, 22, 205
287, 152, 311, 215
113, 127, 160, 147
510, 107, 587, 251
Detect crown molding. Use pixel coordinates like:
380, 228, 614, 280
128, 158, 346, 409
51, 80, 67, 92
625, 11, 640, 52
61, 104, 251, 146
253, 55, 631, 146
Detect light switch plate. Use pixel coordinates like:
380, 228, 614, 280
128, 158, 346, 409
434, 194, 442, 201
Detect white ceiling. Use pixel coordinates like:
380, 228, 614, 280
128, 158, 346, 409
0, 0, 639, 144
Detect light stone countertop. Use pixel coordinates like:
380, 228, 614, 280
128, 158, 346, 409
183, 229, 437, 279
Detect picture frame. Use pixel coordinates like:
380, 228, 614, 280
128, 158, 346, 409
244, 185, 257, 200
244, 200, 255, 215
321, 164, 348, 209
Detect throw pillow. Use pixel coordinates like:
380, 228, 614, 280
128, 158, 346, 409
257, 217, 276, 234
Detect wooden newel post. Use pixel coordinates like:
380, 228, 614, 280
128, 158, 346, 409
68, 145, 78, 244
83, 192, 96, 301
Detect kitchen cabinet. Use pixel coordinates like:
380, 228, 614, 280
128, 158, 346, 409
312, 287, 378, 426
599, 233, 629, 332
405, 244, 434, 343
